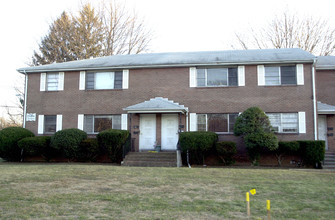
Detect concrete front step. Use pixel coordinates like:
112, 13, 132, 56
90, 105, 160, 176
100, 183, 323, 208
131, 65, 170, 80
122, 152, 177, 167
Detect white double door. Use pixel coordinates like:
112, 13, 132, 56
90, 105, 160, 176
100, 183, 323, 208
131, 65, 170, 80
139, 114, 179, 151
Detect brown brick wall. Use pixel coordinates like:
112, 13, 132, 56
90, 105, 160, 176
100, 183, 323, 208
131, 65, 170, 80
25, 64, 316, 151
316, 69, 335, 151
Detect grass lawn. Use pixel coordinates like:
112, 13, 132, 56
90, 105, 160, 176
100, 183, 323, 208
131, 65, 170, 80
0, 164, 334, 219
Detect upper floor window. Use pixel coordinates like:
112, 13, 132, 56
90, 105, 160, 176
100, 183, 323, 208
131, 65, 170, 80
84, 115, 121, 134
258, 64, 304, 86
86, 71, 122, 90
196, 68, 238, 87
267, 113, 298, 133
265, 66, 296, 85
196, 113, 238, 133
40, 72, 64, 91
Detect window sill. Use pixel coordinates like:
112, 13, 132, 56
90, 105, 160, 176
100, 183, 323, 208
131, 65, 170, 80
260, 84, 298, 87
85, 89, 124, 91
194, 86, 239, 89
215, 132, 234, 135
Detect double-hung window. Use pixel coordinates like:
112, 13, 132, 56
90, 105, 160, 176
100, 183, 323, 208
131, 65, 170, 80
267, 113, 298, 133
86, 71, 123, 90
44, 115, 57, 134
196, 113, 238, 133
40, 72, 64, 91
84, 115, 121, 134
264, 66, 296, 85
196, 68, 238, 87
46, 74, 59, 91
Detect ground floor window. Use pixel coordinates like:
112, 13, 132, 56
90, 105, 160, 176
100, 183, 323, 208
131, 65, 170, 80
44, 115, 56, 134
84, 115, 121, 133
197, 113, 238, 133
267, 113, 298, 133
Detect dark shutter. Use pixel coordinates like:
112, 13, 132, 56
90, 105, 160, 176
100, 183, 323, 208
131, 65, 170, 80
281, 66, 296, 85
228, 68, 238, 86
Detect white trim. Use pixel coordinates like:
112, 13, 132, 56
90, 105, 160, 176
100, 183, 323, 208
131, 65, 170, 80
298, 112, 306, 134
121, 114, 128, 130
189, 113, 197, 131
23, 72, 28, 128
122, 69, 129, 89
189, 67, 196, 87
40, 73, 46, 91
238, 66, 245, 86
79, 71, 86, 90
257, 65, 265, 86
77, 114, 84, 130
38, 115, 44, 134
296, 64, 304, 85
56, 115, 62, 131
312, 60, 317, 139
58, 72, 64, 91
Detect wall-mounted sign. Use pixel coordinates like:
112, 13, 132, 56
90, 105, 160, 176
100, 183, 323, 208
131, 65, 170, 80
26, 113, 36, 121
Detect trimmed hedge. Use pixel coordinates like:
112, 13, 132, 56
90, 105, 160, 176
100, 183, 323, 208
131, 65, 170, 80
216, 141, 237, 165
18, 136, 51, 157
298, 140, 325, 167
0, 127, 34, 161
179, 131, 218, 164
50, 128, 87, 160
97, 129, 129, 162
274, 141, 299, 166
77, 138, 100, 162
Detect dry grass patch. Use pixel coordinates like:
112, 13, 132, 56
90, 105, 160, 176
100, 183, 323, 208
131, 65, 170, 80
0, 164, 334, 219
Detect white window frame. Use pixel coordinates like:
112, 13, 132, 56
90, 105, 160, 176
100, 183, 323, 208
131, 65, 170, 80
197, 68, 232, 87
267, 113, 299, 133
260, 65, 299, 86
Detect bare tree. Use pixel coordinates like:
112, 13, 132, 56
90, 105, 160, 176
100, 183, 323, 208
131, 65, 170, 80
32, 1, 152, 66
235, 11, 335, 55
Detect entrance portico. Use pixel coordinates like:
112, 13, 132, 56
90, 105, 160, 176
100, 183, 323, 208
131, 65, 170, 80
124, 97, 188, 152
317, 101, 335, 151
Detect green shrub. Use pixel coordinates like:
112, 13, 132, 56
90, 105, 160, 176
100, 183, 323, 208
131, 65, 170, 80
275, 141, 299, 166
97, 129, 129, 163
234, 107, 278, 165
216, 141, 237, 165
179, 131, 218, 164
50, 128, 87, 160
18, 136, 50, 156
77, 138, 100, 162
0, 127, 34, 161
17, 136, 59, 161
298, 140, 325, 167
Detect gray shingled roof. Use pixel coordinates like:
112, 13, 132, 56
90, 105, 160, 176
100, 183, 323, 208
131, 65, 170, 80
316, 56, 335, 70
124, 97, 188, 113
17, 48, 315, 73
317, 102, 335, 114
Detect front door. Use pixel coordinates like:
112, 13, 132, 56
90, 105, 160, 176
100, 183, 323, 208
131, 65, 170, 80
139, 114, 156, 151
318, 115, 328, 150
161, 114, 179, 150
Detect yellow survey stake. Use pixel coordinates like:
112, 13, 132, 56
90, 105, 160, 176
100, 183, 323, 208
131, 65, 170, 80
246, 192, 250, 201
250, 189, 256, 195
267, 200, 271, 210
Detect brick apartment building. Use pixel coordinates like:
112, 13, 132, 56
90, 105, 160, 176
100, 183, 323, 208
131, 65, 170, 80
18, 48, 332, 153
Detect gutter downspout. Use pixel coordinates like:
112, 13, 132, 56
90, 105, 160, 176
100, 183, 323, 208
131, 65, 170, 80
23, 70, 28, 128
312, 59, 317, 140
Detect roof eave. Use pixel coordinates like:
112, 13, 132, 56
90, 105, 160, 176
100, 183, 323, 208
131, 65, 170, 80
17, 59, 315, 73
124, 109, 187, 114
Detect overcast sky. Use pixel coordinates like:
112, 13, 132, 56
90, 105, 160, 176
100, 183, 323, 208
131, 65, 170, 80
1, 0, 335, 118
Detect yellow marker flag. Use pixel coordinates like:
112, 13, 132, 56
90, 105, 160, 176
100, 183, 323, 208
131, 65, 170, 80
246, 192, 250, 201
267, 200, 271, 210
250, 189, 256, 195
